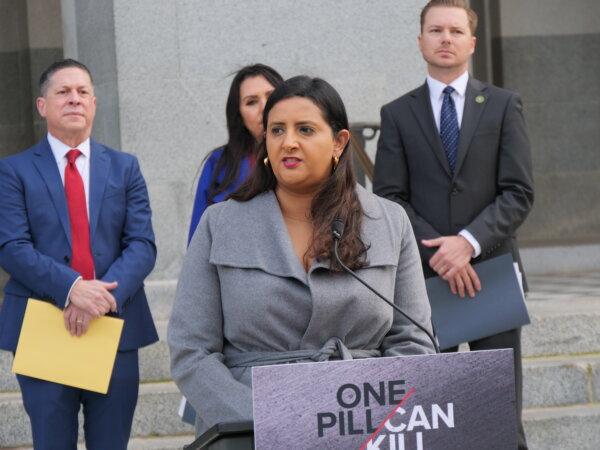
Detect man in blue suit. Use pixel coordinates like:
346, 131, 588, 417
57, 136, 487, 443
0, 59, 158, 449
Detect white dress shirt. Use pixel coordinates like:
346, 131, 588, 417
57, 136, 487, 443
47, 132, 92, 303
427, 70, 468, 131
426, 71, 481, 258
47, 132, 91, 213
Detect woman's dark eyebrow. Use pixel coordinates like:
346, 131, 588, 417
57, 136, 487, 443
296, 120, 319, 127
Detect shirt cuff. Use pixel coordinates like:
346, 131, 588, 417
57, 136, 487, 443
65, 276, 82, 308
459, 230, 481, 258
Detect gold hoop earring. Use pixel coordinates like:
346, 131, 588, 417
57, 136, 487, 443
263, 157, 270, 167
332, 155, 340, 171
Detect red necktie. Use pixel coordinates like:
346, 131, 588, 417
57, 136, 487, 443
65, 149, 95, 280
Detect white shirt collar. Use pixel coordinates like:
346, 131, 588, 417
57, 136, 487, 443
47, 132, 91, 164
426, 70, 469, 100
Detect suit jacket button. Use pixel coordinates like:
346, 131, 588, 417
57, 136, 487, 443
451, 188, 458, 195
64, 255, 70, 263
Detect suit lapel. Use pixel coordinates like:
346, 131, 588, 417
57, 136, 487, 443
88, 140, 110, 241
454, 77, 488, 177
32, 138, 71, 245
408, 83, 452, 178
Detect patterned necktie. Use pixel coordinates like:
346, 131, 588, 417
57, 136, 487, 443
65, 149, 95, 279
440, 86, 459, 173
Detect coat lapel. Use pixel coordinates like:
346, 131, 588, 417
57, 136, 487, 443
453, 77, 488, 177
408, 83, 452, 178
88, 140, 110, 241
209, 187, 399, 283
209, 191, 309, 284
32, 138, 71, 245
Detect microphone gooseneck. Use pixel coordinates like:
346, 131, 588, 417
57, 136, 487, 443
332, 220, 440, 353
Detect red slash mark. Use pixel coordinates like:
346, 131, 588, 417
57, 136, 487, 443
359, 386, 416, 450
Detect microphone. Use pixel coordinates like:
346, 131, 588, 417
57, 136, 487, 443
331, 218, 440, 353
332, 218, 345, 241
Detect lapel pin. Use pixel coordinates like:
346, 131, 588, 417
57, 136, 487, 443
475, 95, 485, 104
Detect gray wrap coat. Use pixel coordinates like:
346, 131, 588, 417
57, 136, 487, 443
168, 186, 435, 434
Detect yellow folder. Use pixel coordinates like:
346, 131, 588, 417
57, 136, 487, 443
12, 298, 124, 394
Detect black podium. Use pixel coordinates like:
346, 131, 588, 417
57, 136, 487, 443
184, 421, 254, 450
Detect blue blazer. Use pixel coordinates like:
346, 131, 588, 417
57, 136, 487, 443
0, 137, 158, 352
188, 147, 253, 243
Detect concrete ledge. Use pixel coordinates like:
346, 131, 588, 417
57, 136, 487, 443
523, 356, 600, 408
132, 382, 192, 438
0, 382, 192, 448
5, 434, 195, 450
592, 360, 600, 402
128, 434, 196, 450
145, 279, 177, 322
523, 404, 600, 450
139, 340, 170, 383
0, 392, 29, 448
0, 353, 19, 392
523, 298, 600, 357
521, 244, 600, 275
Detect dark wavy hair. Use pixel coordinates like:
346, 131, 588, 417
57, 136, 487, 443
232, 76, 368, 271
206, 64, 283, 204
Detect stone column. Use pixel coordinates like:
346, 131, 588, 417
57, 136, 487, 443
0, 0, 34, 159
0, 0, 63, 299
60, 0, 121, 149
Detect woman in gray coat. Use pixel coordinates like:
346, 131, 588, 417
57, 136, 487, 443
168, 76, 436, 435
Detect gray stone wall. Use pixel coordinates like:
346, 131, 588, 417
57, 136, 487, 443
61, 0, 121, 149
8, 0, 597, 282
105, 0, 428, 280
499, 0, 600, 244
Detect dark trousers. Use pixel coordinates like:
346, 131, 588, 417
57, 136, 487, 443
17, 350, 139, 450
444, 328, 527, 450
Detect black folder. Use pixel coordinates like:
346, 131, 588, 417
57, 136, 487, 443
425, 253, 530, 350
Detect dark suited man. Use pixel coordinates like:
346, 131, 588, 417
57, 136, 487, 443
0, 59, 158, 449
373, 1, 533, 448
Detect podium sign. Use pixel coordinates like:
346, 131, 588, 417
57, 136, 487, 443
252, 350, 516, 449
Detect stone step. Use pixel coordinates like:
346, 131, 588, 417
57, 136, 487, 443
0, 381, 193, 448
145, 279, 177, 322
5, 434, 196, 450
145, 278, 600, 357
151, 349, 600, 411
139, 320, 170, 383
0, 353, 19, 393
522, 297, 600, 357
4, 349, 599, 407
5, 294, 600, 391
522, 354, 600, 409
3, 323, 600, 410
521, 244, 600, 275
2, 283, 599, 447
523, 403, 600, 450
6, 403, 600, 449
2, 365, 599, 448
